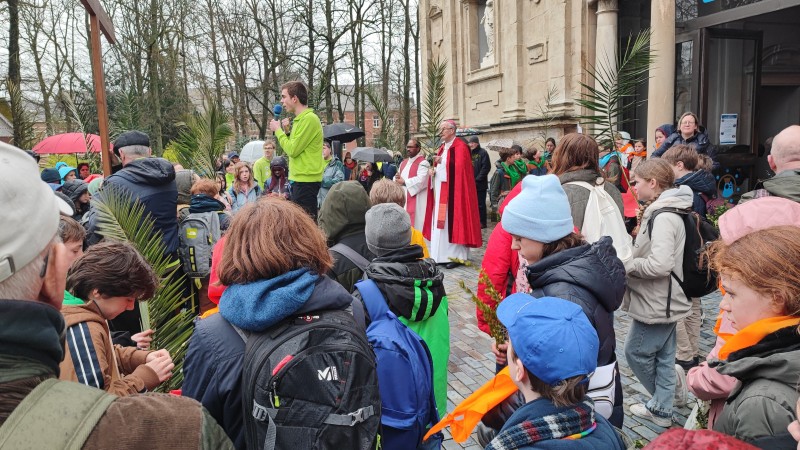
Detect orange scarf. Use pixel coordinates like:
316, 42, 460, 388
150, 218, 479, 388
717, 315, 800, 360
424, 366, 517, 443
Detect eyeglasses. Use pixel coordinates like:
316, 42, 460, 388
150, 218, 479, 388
406, 145, 418, 149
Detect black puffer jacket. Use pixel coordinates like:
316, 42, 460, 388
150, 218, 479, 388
482, 237, 626, 429
361, 246, 445, 321
527, 236, 625, 367
85, 158, 178, 255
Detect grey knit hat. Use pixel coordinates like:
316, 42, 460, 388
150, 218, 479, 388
365, 203, 412, 256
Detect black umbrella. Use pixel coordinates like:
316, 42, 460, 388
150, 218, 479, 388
351, 147, 394, 163
323, 122, 365, 143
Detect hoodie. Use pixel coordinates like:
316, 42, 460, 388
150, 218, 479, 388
318, 181, 375, 292
712, 326, 800, 444
176, 169, 196, 221
85, 157, 178, 255
59, 302, 159, 396
189, 194, 231, 230
61, 179, 90, 219
357, 244, 450, 417
625, 185, 694, 324
675, 170, 717, 216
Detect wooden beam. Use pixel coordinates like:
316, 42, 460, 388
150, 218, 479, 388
79, 0, 116, 44
89, 14, 112, 176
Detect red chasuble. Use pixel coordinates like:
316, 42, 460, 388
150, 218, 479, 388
423, 138, 482, 248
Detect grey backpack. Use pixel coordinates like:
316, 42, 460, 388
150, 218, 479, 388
179, 211, 222, 278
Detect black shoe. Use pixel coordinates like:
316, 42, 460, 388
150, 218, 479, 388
675, 356, 700, 371
445, 262, 460, 269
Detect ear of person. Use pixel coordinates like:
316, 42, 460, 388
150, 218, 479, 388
38, 242, 69, 309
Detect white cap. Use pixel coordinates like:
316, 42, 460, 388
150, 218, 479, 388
0, 142, 73, 282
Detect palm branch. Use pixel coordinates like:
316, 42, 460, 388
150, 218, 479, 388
167, 96, 233, 178
91, 185, 193, 391
365, 88, 401, 154
6, 79, 39, 149
576, 29, 654, 148
420, 58, 448, 156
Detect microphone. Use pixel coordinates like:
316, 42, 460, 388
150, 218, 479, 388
272, 104, 282, 121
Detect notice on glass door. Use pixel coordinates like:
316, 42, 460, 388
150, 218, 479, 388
720, 114, 738, 145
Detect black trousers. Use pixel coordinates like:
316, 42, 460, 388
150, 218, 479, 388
291, 181, 321, 221
477, 187, 488, 227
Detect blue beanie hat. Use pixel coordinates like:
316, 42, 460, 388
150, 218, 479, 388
501, 174, 573, 243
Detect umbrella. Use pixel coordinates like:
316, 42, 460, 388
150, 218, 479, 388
485, 138, 515, 152
323, 122, 365, 143
32, 132, 108, 155
239, 140, 265, 163
351, 147, 394, 163
455, 127, 483, 137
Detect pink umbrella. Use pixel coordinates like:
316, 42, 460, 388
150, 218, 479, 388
32, 132, 110, 155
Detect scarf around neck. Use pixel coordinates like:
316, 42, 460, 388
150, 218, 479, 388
486, 400, 596, 450
502, 159, 528, 187
718, 315, 800, 360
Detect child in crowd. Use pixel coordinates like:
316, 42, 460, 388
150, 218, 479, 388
624, 158, 694, 427
687, 197, 800, 430
215, 171, 233, 210
662, 144, 717, 218
628, 139, 648, 173
264, 156, 291, 199
485, 294, 624, 449
59, 216, 86, 307
60, 241, 173, 396
357, 202, 448, 416
369, 178, 429, 258
190, 178, 231, 231
705, 226, 800, 444
61, 179, 91, 222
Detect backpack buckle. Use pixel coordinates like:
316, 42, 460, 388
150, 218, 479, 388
252, 401, 269, 422
348, 406, 373, 425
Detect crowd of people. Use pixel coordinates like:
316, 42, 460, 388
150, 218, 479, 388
2, 84, 800, 450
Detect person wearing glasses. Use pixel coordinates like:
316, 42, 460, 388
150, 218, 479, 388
394, 139, 431, 232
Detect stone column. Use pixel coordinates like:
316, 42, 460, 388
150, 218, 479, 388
595, 0, 619, 71
646, 0, 676, 154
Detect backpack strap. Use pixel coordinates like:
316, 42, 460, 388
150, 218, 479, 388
646, 207, 691, 319
0, 378, 115, 449
331, 243, 372, 271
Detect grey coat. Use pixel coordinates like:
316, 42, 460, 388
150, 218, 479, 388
624, 186, 694, 324
558, 170, 624, 230
712, 326, 800, 444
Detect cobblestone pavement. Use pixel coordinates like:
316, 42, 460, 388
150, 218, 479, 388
440, 224, 722, 449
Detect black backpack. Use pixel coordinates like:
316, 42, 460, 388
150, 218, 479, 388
236, 309, 381, 450
648, 207, 719, 304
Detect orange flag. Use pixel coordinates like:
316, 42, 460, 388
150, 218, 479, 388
423, 366, 518, 443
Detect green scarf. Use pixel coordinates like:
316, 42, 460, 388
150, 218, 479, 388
502, 159, 528, 188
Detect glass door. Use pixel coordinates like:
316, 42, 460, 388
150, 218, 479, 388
675, 31, 701, 122
699, 28, 762, 151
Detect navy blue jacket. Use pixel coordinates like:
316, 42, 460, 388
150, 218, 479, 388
189, 194, 231, 230
653, 131, 714, 160
85, 158, 179, 255
181, 275, 363, 449
675, 170, 717, 217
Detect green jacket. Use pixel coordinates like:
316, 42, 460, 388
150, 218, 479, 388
275, 108, 324, 182
253, 157, 271, 188
712, 326, 800, 444
739, 169, 800, 204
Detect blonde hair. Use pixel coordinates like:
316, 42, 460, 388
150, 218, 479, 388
218, 198, 332, 284
369, 178, 405, 207
634, 158, 675, 191
708, 226, 800, 317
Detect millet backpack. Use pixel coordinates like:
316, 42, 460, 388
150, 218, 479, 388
236, 308, 381, 450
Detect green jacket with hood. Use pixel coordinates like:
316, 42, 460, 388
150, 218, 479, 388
274, 108, 324, 182
712, 325, 800, 444
739, 169, 800, 204
318, 181, 374, 293
355, 245, 450, 417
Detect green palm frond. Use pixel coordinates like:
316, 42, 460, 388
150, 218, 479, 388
421, 58, 448, 155
167, 96, 233, 178
576, 29, 654, 147
110, 90, 142, 141
91, 185, 192, 391
366, 88, 401, 154
6, 80, 38, 149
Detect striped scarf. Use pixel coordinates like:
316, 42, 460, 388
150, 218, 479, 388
485, 400, 596, 450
